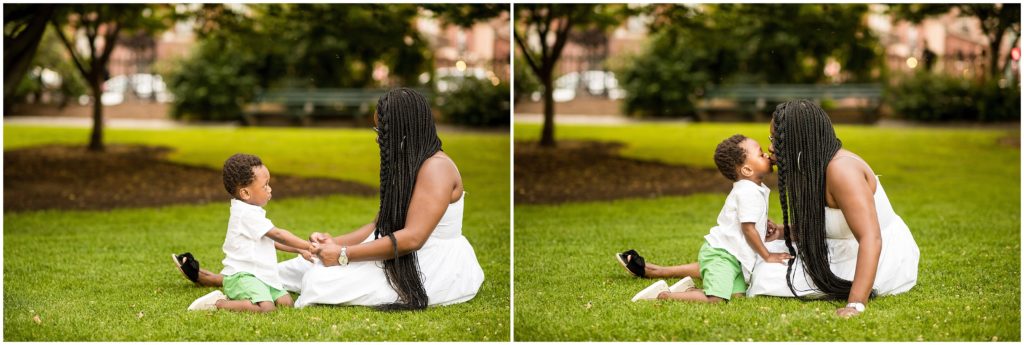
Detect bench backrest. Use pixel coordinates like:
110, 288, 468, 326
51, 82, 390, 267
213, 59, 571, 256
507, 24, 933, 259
254, 88, 432, 104
705, 84, 882, 101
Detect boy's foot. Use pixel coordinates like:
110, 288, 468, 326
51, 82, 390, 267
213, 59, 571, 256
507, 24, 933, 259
172, 253, 200, 283
616, 249, 646, 278
188, 290, 226, 311
631, 280, 668, 302
669, 276, 696, 293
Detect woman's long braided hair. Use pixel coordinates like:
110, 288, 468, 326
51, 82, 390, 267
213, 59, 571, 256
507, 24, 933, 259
772, 99, 855, 300
373, 88, 441, 311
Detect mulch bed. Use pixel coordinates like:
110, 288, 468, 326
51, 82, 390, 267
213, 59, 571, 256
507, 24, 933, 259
4, 144, 377, 212
515, 140, 775, 204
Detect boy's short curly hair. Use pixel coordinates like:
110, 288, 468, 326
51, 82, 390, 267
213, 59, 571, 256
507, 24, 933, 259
223, 153, 263, 199
714, 134, 748, 181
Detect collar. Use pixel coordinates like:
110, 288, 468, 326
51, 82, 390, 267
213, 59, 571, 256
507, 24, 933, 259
230, 198, 265, 212
733, 179, 770, 194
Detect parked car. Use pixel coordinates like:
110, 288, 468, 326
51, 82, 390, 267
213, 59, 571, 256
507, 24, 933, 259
535, 70, 626, 103
433, 67, 490, 93
101, 74, 173, 105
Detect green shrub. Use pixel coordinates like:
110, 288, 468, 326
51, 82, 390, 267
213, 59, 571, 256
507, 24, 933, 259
435, 77, 509, 127
166, 40, 261, 122
887, 72, 1021, 122
513, 56, 539, 103
617, 44, 709, 118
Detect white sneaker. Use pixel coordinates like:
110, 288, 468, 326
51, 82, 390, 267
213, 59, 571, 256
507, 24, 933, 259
631, 280, 669, 302
669, 276, 696, 293
187, 290, 226, 311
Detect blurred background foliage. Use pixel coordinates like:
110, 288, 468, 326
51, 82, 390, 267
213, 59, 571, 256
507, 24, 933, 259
168, 4, 433, 121
617, 4, 884, 118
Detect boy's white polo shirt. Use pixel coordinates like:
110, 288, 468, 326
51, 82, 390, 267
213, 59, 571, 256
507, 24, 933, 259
703, 179, 770, 281
221, 198, 283, 290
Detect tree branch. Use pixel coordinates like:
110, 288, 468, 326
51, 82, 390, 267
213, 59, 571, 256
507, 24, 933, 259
538, 5, 552, 66
513, 27, 542, 77
50, 16, 91, 79
546, 7, 576, 68
83, 9, 98, 63
98, 22, 121, 67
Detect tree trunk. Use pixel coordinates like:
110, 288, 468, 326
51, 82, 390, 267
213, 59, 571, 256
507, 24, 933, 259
3, 5, 55, 101
87, 77, 104, 152
539, 72, 556, 147
989, 39, 1003, 79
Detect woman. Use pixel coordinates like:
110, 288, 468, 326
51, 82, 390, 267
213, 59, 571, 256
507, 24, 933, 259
178, 88, 484, 310
619, 100, 919, 317
748, 99, 919, 316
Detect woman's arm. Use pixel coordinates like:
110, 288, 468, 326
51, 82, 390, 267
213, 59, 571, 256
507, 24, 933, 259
334, 220, 377, 246
314, 157, 455, 265
827, 160, 881, 314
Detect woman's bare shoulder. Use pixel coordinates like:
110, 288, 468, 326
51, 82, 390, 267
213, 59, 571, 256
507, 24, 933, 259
826, 150, 877, 206
418, 152, 463, 201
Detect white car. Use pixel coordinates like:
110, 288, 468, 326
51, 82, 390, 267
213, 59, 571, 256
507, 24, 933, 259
539, 70, 626, 103
101, 74, 173, 105
432, 67, 489, 93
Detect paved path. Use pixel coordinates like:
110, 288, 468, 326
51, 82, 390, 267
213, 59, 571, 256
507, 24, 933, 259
515, 113, 1020, 130
3, 116, 236, 129
514, 113, 692, 125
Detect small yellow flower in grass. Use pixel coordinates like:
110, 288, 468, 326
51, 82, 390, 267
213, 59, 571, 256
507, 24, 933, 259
992, 336, 999, 341
32, 315, 41, 324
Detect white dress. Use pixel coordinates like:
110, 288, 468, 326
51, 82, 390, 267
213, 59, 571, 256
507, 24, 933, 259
277, 192, 485, 307
746, 176, 920, 298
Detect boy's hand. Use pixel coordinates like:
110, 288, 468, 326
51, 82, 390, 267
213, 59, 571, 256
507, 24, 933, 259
299, 249, 314, 263
309, 232, 333, 244
763, 252, 793, 264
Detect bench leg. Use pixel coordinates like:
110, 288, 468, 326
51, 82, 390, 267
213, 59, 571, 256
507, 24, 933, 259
242, 113, 257, 127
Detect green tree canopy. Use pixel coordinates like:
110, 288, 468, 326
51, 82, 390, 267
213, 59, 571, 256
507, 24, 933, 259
619, 4, 883, 118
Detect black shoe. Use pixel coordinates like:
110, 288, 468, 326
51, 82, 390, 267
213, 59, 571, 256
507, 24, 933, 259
616, 249, 646, 278
172, 252, 200, 283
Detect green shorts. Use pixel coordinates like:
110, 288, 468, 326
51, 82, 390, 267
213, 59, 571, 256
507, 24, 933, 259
223, 272, 288, 304
697, 241, 747, 300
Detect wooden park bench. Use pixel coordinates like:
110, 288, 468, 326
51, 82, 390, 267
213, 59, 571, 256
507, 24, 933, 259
243, 88, 429, 126
697, 83, 883, 123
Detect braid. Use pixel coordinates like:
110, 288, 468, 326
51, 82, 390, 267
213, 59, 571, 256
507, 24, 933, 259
373, 88, 442, 311
773, 99, 853, 300
772, 106, 801, 299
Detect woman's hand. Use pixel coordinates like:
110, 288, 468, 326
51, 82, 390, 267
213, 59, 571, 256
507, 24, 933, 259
836, 307, 861, 318
765, 220, 785, 242
311, 240, 341, 266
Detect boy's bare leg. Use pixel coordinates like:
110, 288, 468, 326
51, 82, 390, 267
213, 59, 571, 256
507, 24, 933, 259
644, 262, 701, 279
196, 269, 224, 287
656, 289, 725, 303
275, 294, 294, 308
215, 299, 277, 313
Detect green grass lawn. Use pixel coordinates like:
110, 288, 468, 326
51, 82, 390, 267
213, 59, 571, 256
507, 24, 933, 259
3, 125, 509, 341
514, 122, 1019, 341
